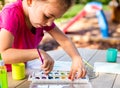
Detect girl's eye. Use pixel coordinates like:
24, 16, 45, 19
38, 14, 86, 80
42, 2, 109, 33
44, 15, 50, 19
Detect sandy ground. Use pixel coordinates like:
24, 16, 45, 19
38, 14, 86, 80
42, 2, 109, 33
39, 11, 120, 51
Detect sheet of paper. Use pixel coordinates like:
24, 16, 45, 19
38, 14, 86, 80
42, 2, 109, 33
94, 62, 120, 74
27, 59, 72, 71
53, 61, 72, 71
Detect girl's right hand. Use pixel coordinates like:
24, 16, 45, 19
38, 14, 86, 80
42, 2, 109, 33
40, 52, 54, 75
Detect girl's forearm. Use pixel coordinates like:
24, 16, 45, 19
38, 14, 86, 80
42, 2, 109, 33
50, 27, 82, 60
1, 48, 39, 64
59, 37, 82, 60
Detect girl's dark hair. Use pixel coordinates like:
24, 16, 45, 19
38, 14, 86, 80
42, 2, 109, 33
57, 0, 75, 11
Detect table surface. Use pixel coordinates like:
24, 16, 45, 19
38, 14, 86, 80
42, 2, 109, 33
8, 48, 120, 88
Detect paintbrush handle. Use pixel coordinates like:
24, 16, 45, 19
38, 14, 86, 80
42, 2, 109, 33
37, 48, 44, 64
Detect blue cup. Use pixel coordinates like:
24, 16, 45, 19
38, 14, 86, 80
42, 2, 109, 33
106, 48, 118, 62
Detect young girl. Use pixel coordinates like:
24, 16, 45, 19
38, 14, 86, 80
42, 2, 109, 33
0, 0, 86, 80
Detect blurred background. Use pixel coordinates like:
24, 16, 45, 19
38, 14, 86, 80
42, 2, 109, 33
0, 0, 120, 51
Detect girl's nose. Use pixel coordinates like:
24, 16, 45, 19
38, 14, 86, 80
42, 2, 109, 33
46, 21, 52, 26
46, 18, 54, 26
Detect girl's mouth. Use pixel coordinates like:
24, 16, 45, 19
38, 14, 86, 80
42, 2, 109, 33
36, 24, 43, 28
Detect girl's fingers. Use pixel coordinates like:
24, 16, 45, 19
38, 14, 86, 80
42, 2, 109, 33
44, 63, 53, 74
41, 60, 54, 74
49, 61, 54, 71
69, 70, 77, 81
76, 67, 87, 78
81, 68, 87, 77
41, 60, 48, 68
77, 68, 83, 78
69, 68, 86, 80
68, 71, 72, 79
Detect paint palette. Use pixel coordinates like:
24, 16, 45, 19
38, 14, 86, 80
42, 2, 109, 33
28, 70, 89, 84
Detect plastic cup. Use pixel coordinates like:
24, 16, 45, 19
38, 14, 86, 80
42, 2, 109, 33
106, 48, 118, 62
12, 63, 25, 80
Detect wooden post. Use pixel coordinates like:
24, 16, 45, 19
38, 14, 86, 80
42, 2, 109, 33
109, 0, 120, 23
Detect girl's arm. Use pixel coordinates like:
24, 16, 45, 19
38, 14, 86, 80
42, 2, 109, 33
48, 26, 81, 61
0, 28, 54, 74
48, 26, 86, 80
0, 28, 39, 63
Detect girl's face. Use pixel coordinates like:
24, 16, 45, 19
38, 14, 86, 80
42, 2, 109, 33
28, 0, 65, 28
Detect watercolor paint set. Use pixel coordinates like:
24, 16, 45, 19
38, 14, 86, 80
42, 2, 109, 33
28, 70, 89, 84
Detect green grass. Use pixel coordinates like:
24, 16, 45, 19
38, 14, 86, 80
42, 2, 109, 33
55, 4, 110, 23
55, 4, 84, 22
62, 4, 84, 18
103, 5, 110, 11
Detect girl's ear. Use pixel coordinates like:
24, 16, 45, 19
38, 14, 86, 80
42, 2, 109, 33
27, 0, 32, 6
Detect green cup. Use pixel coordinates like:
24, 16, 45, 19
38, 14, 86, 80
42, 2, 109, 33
106, 48, 118, 62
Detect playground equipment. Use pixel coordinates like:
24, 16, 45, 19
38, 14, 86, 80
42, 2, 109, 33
63, 2, 109, 38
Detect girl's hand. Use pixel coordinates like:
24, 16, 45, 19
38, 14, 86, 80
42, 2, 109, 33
40, 52, 54, 75
68, 57, 86, 81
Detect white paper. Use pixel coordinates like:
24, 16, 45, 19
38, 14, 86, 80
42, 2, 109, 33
27, 59, 72, 71
94, 62, 120, 74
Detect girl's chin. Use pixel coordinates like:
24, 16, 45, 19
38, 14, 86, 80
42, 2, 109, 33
34, 24, 43, 28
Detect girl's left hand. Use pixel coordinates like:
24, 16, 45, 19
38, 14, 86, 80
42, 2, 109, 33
40, 52, 54, 75
68, 57, 86, 81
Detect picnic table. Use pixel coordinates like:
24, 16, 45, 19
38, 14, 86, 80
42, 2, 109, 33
8, 48, 120, 88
